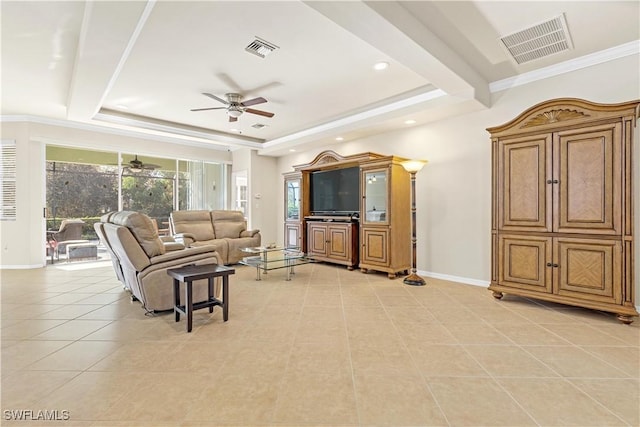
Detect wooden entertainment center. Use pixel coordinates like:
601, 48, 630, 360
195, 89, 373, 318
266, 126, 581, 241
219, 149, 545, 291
284, 150, 412, 278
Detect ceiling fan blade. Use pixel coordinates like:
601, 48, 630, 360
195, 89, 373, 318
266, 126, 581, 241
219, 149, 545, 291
202, 93, 228, 104
241, 97, 267, 107
190, 107, 227, 112
245, 108, 274, 118
228, 116, 238, 122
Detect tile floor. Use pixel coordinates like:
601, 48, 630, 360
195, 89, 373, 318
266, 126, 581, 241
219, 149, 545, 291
1, 260, 639, 426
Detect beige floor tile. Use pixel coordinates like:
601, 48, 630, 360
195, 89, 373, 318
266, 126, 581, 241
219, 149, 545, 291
185, 373, 279, 425
1, 303, 65, 319
26, 340, 121, 371
443, 322, 513, 345
544, 323, 630, 346
428, 377, 537, 426
350, 335, 421, 376
499, 377, 628, 426
35, 304, 104, 320
32, 371, 147, 421
1, 370, 80, 407
525, 345, 630, 378
354, 373, 447, 426
570, 378, 640, 426
580, 345, 640, 377
32, 319, 112, 340
495, 323, 572, 345
1, 340, 72, 371
0, 319, 68, 340
272, 371, 358, 425
2, 261, 637, 426
410, 344, 488, 377
465, 345, 560, 377
286, 339, 351, 376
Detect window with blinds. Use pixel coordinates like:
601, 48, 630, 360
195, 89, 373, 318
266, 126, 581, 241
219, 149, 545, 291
1, 140, 17, 220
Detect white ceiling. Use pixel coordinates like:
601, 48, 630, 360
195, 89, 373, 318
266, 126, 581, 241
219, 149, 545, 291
2, 1, 639, 156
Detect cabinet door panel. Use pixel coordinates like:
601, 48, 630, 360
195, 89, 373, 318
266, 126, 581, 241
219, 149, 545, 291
361, 228, 388, 266
499, 135, 552, 231
285, 223, 301, 249
308, 223, 328, 256
499, 235, 552, 293
555, 238, 621, 304
556, 123, 621, 234
328, 226, 349, 260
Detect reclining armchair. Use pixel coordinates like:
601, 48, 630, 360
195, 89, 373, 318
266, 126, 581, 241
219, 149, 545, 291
46, 219, 86, 259
95, 211, 223, 312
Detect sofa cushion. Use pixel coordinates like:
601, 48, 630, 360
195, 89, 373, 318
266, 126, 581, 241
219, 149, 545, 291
214, 221, 245, 239
171, 210, 215, 241
110, 211, 166, 258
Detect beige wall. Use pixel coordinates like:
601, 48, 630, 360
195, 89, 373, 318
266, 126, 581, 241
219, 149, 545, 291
275, 55, 640, 298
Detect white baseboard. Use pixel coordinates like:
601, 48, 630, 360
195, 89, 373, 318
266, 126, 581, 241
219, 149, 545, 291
0, 263, 45, 269
419, 270, 489, 287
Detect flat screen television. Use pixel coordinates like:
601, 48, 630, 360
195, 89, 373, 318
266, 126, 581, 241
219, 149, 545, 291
310, 167, 360, 215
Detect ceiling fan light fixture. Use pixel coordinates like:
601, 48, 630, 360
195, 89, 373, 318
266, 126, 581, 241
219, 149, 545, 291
227, 108, 243, 118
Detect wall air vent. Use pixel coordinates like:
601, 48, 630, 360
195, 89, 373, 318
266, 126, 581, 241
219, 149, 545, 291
245, 37, 279, 58
499, 14, 573, 65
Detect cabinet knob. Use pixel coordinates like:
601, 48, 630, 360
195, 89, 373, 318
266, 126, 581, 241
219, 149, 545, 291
546, 262, 559, 268
546, 179, 559, 184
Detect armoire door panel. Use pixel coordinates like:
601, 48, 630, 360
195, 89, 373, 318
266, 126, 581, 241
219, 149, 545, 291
308, 224, 328, 256
555, 238, 621, 304
499, 135, 552, 231
499, 235, 552, 293
555, 123, 621, 234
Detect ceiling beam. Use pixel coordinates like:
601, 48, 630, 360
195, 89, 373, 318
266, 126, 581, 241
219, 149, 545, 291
66, 1, 154, 122
304, 0, 490, 108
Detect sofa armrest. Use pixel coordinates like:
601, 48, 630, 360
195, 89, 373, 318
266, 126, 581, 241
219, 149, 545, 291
160, 235, 175, 243
240, 229, 260, 238
163, 242, 186, 252
148, 245, 218, 265
173, 232, 196, 246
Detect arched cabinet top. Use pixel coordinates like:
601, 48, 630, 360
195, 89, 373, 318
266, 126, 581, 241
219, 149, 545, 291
487, 98, 640, 138
292, 150, 401, 172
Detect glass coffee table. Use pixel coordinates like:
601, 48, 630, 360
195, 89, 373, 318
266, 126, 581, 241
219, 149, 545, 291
240, 246, 312, 281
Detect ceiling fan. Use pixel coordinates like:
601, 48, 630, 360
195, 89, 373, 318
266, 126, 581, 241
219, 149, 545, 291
122, 155, 161, 172
190, 92, 275, 122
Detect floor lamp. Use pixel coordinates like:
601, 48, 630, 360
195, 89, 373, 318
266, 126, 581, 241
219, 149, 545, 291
401, 159, 427, 286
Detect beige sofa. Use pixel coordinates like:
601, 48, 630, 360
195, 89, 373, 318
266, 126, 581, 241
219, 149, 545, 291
170, 210, 261, 264
95, 211, 223, 312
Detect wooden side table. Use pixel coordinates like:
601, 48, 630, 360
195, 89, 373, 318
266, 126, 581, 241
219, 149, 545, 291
167, 263, 235, 332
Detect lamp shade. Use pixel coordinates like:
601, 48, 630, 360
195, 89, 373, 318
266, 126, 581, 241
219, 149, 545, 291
227, 108, 243, 118
401, 159, 427, 173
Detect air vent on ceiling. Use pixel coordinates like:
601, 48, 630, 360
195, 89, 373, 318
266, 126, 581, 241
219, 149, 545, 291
499, 14, 573, 65
245, 37, 279, 58
251, 123, 268, 129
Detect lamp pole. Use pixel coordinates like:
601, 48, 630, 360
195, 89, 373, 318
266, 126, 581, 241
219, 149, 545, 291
401, 160, 427, 286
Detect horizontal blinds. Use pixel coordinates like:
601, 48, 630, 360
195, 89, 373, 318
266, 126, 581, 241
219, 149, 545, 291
0, 140, 17, 220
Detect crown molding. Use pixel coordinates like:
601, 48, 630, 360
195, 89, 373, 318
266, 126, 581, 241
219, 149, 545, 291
0, 114, 236, 151
490, 40, 640, 93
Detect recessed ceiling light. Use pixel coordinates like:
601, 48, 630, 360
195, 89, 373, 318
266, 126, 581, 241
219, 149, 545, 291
289, 149, 296, 152
336, 137, 344, 141
404, 119, 416, 125
230, 128, 242, 134
373, 61, 389, 71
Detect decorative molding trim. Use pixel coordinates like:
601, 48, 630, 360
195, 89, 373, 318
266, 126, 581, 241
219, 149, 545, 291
420, 270, 489, 287
490, 40, 640, 93
0, 115, 233, 151
522, 109, 589, 127
0, 263, 45, 269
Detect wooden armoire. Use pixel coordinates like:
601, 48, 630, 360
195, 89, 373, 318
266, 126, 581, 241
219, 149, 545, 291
488, 98, 639, 324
